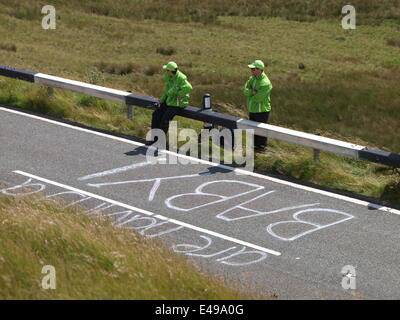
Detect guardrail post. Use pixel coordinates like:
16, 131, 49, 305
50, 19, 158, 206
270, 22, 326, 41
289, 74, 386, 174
127, 104, 133, 120
126, 90, 133, 120
313, 149, 320, 163
47, 87, 54, 99
203, 93, 213, 130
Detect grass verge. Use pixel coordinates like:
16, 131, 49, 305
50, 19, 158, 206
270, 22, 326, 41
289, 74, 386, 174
0, 194, 258, 299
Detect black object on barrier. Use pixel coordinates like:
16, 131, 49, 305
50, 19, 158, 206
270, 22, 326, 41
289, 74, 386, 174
0, 65, 36, 82
203, 93, 213, 130
178, 106, 238, 129
359, 148, 400, 168
125, 93, 158, 109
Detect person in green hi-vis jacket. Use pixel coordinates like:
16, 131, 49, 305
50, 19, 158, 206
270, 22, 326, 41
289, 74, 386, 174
243, 59, 273, 151
147, 61, 192, 145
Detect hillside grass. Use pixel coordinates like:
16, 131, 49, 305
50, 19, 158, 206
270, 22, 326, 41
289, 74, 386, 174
0, 194, 257, 299
3, 0, 400, 25
0, 1, 399, 206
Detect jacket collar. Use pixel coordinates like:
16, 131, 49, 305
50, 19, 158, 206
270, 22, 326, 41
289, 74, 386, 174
254, 71, 266, 80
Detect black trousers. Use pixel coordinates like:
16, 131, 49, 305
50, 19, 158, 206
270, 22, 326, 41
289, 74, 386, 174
249, 111, 270, 147
151, 102, 181, 139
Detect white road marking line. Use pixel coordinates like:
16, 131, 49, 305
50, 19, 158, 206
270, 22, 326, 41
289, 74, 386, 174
13, 170, 281, 256
78, 160, 164, 181
2, 107, 399, 216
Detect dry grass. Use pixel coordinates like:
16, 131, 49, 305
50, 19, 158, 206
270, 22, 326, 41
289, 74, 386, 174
95, 62, 160, 77
3, 0, 399, 25
96, 62, 136, 76
328, 56, 362, 64
0, 43, 16, 52
156, 46, 176, 56
0, 194, 256, 299
387, 38, 400, 47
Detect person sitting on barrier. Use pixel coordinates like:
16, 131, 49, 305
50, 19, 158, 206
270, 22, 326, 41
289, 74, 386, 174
243, 59, 273, 152
146, 61, 193, 146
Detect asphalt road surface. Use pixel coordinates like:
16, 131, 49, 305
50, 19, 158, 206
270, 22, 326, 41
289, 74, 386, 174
1, 105, 400, 300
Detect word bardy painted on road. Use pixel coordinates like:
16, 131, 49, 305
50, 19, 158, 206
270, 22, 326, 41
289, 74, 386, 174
79, 161, 356, 242
1, 165, 356, 266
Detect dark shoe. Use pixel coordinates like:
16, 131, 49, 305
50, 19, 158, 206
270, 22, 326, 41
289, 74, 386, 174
145, 140, 155, 146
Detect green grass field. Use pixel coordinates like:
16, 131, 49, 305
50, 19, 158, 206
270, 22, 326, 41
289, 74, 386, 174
0, 194, 258, 299
0, 0, 399, 206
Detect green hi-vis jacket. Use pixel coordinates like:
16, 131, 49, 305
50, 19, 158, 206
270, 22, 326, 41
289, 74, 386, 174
243, 72, 273, 113
160, 70, 193, 107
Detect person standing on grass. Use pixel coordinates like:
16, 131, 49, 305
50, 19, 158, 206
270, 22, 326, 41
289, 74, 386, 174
147, 61, 192, 145
243, 59, 273, 152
